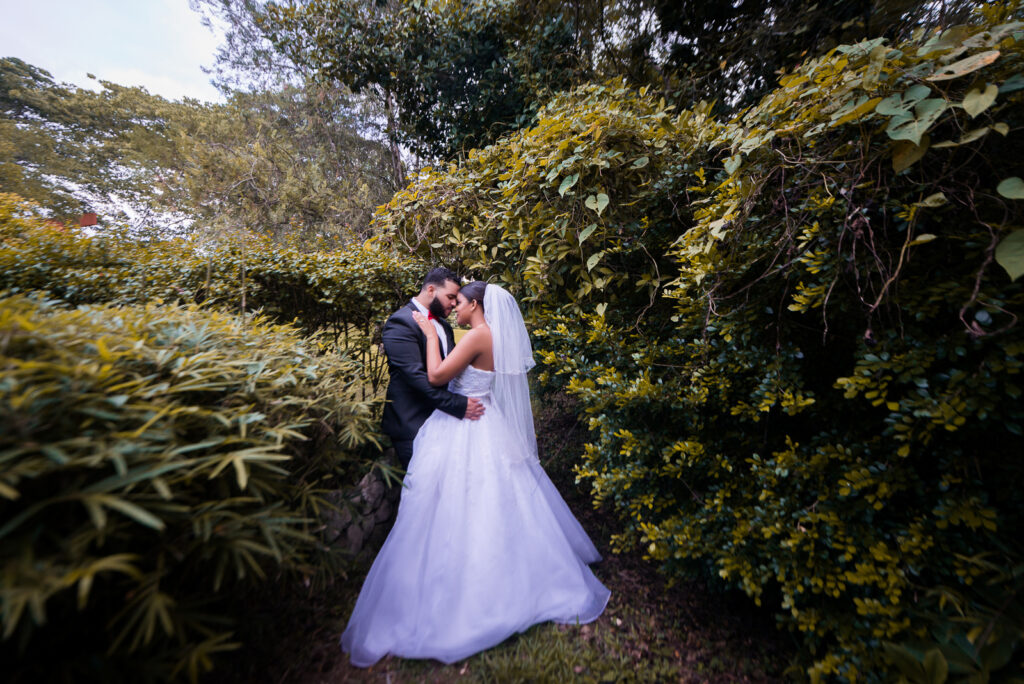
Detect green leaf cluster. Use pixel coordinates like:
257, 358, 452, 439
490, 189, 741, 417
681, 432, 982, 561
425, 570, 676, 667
266, 0, 585, 159
373, 2, 1024, 678
0, 58, 184, 225
0, 193, 429, 679
175, 83, 399, 244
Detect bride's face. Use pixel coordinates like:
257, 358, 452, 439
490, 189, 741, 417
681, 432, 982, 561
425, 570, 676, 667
454, 293, 475, 326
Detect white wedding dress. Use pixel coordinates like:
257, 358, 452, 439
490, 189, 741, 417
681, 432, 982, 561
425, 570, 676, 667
341, 364, 610, 667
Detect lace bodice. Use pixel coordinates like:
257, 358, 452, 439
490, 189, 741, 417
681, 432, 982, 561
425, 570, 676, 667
449, 365, 494, 397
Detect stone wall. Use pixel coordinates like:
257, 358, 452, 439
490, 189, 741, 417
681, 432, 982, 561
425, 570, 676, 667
321, 449, 402, 557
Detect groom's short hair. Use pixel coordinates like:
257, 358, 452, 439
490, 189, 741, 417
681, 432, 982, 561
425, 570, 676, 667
422, 267, 460, 290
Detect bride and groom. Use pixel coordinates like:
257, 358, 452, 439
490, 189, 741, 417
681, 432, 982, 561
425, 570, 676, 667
341, 268, 610, 667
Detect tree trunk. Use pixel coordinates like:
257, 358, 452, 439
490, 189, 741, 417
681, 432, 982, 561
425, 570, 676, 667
384, 88, 405, 188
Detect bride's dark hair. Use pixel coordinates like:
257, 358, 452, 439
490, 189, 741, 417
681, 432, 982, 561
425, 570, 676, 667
460, 280, 487, 312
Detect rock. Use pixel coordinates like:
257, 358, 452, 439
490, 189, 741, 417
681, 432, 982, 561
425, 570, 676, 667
345, 522, 365, 553
320, 450, 404, 553
359, 472, 385, 506
373, 499, 392, 523
321, 493, 354, 543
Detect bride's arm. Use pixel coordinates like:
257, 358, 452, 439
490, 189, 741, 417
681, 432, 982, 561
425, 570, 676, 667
412, 312, 488, 386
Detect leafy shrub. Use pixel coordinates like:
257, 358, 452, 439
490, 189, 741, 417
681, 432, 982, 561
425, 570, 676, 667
0, 193, 423, 391
374, 76, 710, 322
374, 2, 1024, 678
0, 291, 381, 682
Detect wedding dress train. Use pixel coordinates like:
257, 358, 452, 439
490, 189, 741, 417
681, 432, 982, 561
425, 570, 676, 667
341, 365, 610, 667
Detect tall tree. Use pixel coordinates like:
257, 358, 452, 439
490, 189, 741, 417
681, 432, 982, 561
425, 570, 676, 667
1, 55, 395, 244
0, 58, 189, 228
191, 0, 411, 184
254, 0, 987, 164
650, 0, 982, 107
261, 0, 584, 160
176, 81, 396, 244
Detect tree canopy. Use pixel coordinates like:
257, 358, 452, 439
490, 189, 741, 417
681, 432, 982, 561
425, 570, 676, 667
262, 0, 583, 159
252, 0, 991, 160
0, 56, 398, 244
0, 58, 186, 226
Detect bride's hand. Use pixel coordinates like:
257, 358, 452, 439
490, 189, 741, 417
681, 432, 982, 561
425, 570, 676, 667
412, 311, 437, 337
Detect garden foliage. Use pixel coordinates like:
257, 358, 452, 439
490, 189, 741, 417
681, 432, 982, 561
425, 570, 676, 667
0, 197, 426, 681
0, 293, 377, 682
0, 194, 422, 392
375, 3, 1024, 678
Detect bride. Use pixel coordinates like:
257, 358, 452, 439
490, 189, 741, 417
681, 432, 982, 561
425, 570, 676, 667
340, 281, 610, 667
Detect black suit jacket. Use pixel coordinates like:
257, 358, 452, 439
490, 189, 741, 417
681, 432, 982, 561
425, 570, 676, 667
380, 302, 467, 442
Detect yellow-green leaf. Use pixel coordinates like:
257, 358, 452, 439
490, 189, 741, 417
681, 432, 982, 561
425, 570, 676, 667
579, 223, 598, 244
557, 173, 579, 197
0, 481, 19, 500
995, 230, 1024, 281
862, 45, 888, 89
833, 96, 882, 126
927, 50, 1000, 81
922, 648, 948, 684
962, 83, 998, 118
103, 496, 165, 531
915, 193, 947, 208
887, 100, 946, 145
932, 127, 990, 148
892, 136, 930, 173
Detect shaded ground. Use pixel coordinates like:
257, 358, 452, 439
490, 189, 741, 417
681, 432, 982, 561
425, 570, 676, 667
219, 394, 793, 683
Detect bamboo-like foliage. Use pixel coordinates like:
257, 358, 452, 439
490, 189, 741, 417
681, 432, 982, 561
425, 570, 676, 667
0, 291, 380, 682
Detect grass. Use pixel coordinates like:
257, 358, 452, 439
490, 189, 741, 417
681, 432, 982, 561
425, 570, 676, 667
218, 392, 793, 683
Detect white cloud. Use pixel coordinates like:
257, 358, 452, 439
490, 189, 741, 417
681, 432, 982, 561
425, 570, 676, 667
1, 0, 225, 103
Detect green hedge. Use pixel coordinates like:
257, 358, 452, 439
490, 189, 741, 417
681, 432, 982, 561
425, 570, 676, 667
0, 292, 380, 682
0, 197, 431, 680
0, 193, 423, 392
374, 3, 1024, 679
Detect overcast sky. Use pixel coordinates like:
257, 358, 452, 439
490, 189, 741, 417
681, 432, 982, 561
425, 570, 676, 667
0, 0, 224, 102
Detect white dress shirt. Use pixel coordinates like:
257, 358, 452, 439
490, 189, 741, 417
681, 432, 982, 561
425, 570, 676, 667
411, 298, 449, 356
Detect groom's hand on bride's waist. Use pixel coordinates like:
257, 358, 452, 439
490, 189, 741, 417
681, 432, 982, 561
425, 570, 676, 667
464, 397, 485, 420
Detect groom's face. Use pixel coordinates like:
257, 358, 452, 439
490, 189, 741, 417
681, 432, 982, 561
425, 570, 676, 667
429, 280, 460, 318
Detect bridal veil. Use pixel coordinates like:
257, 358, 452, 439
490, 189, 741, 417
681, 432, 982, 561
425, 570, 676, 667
483, 283, 539, 463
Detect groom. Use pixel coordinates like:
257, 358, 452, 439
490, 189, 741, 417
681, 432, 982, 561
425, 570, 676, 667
381, 267, 485, 469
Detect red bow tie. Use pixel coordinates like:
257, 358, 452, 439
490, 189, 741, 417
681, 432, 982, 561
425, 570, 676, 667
427, 312, 435, 320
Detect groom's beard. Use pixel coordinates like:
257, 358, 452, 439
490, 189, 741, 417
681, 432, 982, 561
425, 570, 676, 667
428, 296, 447, 320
